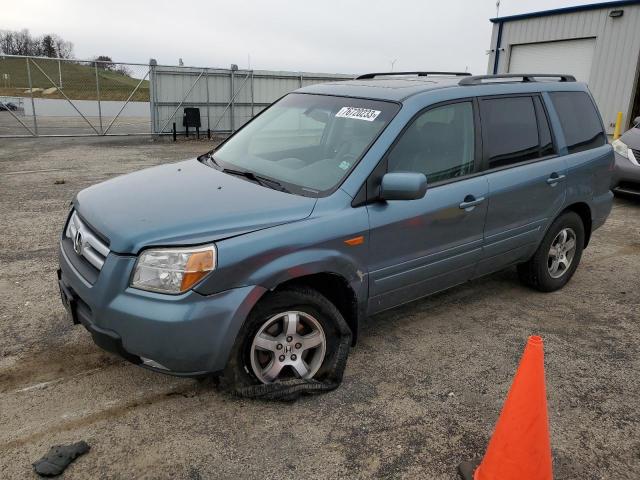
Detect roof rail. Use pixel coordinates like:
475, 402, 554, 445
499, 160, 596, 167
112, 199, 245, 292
459, 73, 576, 86
356, 71, 472, 80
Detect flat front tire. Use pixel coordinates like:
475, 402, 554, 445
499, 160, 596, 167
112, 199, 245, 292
222, 287, 347, 388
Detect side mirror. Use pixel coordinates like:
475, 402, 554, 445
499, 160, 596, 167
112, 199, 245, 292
380, 172, 428, 201
634, 116, 640, 127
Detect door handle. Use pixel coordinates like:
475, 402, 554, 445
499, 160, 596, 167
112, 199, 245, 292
546, 173, 566, 185
459, 195, 485, 210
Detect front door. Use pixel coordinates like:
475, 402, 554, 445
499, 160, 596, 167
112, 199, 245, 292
366, 100, 488, 314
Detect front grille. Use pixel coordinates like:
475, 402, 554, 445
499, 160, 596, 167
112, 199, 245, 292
64, 211, 110, 271
630, 149, 640, 166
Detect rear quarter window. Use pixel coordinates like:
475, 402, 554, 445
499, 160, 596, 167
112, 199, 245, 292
549, 91, 606, 154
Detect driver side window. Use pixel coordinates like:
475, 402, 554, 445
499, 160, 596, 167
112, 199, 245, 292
387, 102, 475, 183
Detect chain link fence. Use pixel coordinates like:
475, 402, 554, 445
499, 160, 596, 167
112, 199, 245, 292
0, 55, 151, 136
0, 55, 353, 138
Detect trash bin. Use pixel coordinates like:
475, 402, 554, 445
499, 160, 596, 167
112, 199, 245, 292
182, 107, 201, 137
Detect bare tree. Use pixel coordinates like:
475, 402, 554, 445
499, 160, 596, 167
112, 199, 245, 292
13, 29, 33, 55
52, 34, 73, 58
0, 30, 16, 55
0, 29, 74, 58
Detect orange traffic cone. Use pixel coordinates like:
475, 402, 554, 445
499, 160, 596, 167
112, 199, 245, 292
458, 335, 553, 480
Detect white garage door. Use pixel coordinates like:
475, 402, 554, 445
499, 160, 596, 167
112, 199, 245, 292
508, 38, 596, 82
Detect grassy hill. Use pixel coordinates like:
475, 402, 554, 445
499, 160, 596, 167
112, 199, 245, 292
0, 57, 149, 101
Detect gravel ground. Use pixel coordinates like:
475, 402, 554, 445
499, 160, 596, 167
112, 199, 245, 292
0, 137, 639, 479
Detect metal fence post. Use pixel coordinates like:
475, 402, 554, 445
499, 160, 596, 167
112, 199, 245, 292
58, 58, 63, 89
95, 63, 103, 134
230, 66, 235, 132
25, 58, 38, 136
250, 70, 254, 118
205, 68, 210, 132
149, 59, 157, 135
299, 73, 303, 88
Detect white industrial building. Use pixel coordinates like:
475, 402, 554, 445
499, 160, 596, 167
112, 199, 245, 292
487, 0, 640, 133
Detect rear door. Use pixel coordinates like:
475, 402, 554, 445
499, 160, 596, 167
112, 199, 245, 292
476, 94, 567, 276
366, 99, 488, 313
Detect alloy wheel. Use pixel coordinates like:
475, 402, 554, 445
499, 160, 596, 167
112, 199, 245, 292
249, 311, 326, 383
547, 227, 577, 279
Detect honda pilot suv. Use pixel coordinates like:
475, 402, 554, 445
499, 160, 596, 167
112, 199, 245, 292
58, 72, 613, 387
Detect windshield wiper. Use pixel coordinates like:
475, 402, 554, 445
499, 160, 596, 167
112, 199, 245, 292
203, 153, 290, 193
222, 167, 290, 193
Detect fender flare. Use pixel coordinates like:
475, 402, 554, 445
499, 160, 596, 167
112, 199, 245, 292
246, 248, 367, 343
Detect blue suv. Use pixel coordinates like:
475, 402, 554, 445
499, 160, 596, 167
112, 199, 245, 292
58, 72, 613, 387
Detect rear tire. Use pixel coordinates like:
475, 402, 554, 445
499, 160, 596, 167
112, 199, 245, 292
518, 211, 585, 292
221, 287, 347, 389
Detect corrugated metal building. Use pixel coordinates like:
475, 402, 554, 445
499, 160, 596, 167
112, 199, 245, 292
487, 0, 640, 133
149, 66, 353, 134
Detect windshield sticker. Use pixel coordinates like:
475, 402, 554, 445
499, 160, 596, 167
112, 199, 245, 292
335, 107, 381, 122
338, 160, 351, 170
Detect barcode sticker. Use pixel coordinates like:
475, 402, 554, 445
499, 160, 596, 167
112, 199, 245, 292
335, 107, 381, 122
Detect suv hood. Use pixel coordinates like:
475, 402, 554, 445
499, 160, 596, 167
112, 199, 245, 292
621, 126, 640, 148
74, 159, 317, 254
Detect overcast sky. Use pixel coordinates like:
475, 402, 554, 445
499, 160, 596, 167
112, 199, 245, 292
5, 0, 605, 74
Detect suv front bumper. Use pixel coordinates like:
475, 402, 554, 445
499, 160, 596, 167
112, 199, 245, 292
58, 243, 265, 376
612, 151, 640, 194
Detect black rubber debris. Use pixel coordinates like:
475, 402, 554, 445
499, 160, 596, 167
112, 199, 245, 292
32, 441, 90, 477
231, 313, 352, 402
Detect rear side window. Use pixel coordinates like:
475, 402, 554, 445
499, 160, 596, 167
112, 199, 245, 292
549, 91, 606, 154
481, 96, 543, 169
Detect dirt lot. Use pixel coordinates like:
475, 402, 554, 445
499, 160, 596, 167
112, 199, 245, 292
1, 137, 639, 479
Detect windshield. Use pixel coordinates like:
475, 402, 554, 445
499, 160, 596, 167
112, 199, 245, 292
210, 93, 400, 196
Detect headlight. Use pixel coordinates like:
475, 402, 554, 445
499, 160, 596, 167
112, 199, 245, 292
612, 138, 630, 158
131, 245, 216, 294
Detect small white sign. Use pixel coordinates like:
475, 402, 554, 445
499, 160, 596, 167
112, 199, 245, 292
335, 106, 381, 122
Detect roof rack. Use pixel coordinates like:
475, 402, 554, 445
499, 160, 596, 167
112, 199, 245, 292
459, 73, 576, 86
356, 71, 471, 80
